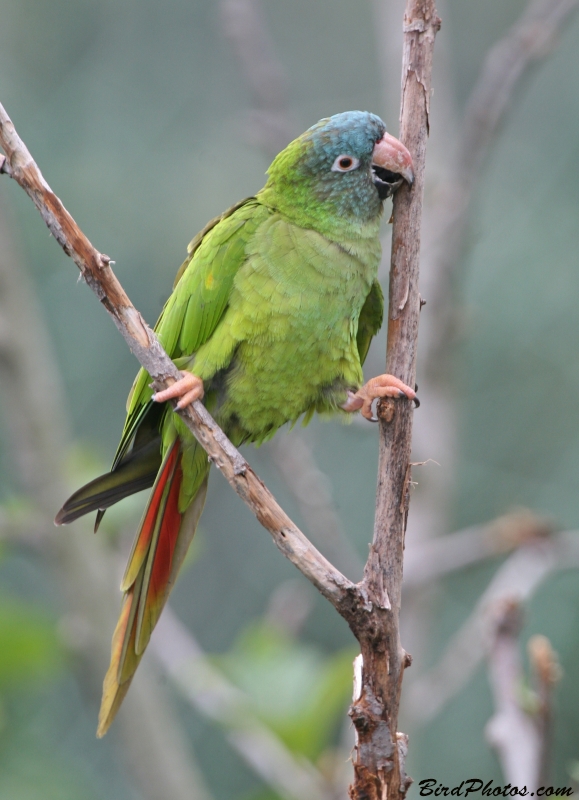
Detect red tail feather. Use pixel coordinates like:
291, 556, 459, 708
121, 440, 181, 592
98, 439, 185, 736
136, 453, 183, 653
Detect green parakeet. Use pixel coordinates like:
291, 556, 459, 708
55, 110, 415, 736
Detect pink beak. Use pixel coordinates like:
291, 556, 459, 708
372, 132, 414, 185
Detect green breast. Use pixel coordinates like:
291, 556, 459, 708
215, 214, 381, 441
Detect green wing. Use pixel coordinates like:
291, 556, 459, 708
357, 280, 384, 365
113, 197, 269, 469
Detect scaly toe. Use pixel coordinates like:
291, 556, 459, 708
152, 371, 204, 408
342, 373, 417, 421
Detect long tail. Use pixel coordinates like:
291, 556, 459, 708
97, 438, 209, 737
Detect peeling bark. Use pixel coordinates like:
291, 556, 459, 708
347, 2, 439, 798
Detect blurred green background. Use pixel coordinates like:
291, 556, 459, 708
0, 0, 578, 797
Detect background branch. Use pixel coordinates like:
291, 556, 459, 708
485, 598, 543, 790
406, 530, 579, 725
485, 600, 561, 790
152, 606, 335, 800
402, 509, 552, 589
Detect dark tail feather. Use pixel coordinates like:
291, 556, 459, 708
54, 439, 162, 526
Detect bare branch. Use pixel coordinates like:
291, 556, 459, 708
348, 4, 440, 799
405, 532, 579, 725
485, 598, 542, 789
372, 0, 579, 726
0, 101, 358, 619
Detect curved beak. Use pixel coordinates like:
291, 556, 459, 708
372, 132, 414, 185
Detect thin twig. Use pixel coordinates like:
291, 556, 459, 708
0, 103, 358, 621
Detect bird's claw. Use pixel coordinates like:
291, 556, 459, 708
341, 374, 417, 421
152, 371, 204, 409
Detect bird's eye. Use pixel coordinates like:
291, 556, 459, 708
331, 154, 360, 173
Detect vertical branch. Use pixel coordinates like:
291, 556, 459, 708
348, 3, 439, 800
486, 603, 560, 790
528, 634, 561, 787
485, 599, 542, 790
372, 0, 440, 612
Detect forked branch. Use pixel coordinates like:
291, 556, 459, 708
0, 1, 437, 788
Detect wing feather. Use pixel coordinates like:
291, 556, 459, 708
357, 280, 384, 365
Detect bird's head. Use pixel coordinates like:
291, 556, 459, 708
262, 111, 414, 232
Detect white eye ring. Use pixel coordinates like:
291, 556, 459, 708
331, 154, 360, 172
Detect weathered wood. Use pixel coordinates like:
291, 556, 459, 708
348, 3, 440, 799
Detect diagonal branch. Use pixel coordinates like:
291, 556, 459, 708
0, 102, 358, 621
405, 531, 579, 725
0, 196, 216, 800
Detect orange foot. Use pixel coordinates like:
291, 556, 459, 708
342, 374, 417, 421
152, 371, 204, 409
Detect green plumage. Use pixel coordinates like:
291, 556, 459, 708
116, 112, 388, 515
56, 110, 398, 735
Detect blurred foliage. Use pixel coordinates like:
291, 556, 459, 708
0, 595, 62, 688
0, 562, 75, 800
215, 621, 355, 760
